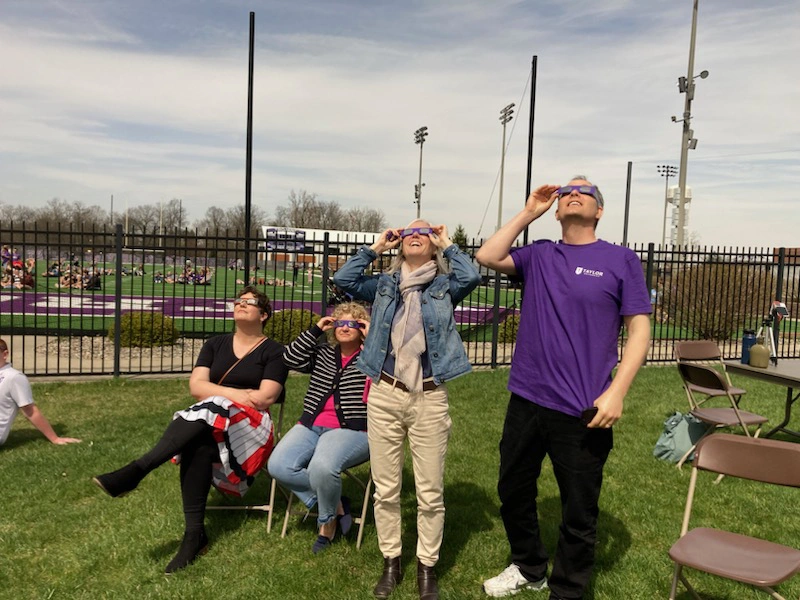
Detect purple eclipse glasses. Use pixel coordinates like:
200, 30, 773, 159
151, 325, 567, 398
557, 185, 598, 198
387, 227, 434, 241
556, 185, 604, 207
334, 319, 364, 329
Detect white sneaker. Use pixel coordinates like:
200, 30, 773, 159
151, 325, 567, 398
482, 564, 548, 597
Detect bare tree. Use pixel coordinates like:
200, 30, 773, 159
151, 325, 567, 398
274, 190, 321, 228
193, 206, 228, 233
273, 190, 385, 232
224, 204, 269, 235
35, 198, 74, 226
346, 207, 386, 232
161, 198, 184, 231
128, 204, 161, 234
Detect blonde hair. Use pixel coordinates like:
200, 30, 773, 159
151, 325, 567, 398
327, 302, 371, 345
387, 219, 450, 275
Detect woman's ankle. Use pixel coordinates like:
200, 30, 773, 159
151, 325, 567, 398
319, 520, 337, 539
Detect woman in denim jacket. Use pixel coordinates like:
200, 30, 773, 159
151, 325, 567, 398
334, 220, 480, 600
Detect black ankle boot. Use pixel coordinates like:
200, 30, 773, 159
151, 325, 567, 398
417, 561, 439, 600
374, 556, 402, 599
165, 529, 209, 574
92, 462, 145, 497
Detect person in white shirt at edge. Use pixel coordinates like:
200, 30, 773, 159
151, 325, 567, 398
0, 338, 82, 446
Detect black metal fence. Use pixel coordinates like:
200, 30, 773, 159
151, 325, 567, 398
1, 222, 798, 377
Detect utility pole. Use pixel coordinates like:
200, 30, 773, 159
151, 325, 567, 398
497, 103, 514, 231
413, 126, 428, 218
674, 0, 708, 247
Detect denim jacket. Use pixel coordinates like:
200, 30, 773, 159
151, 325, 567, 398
333, 244, 481, 385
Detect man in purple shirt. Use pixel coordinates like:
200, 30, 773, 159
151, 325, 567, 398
476, 176, 651, 600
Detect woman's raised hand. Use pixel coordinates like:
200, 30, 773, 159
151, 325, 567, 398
370, 228, 402, 254
357, 319, 370, 339
317, 315, 336, 331
429, 224, 452, 249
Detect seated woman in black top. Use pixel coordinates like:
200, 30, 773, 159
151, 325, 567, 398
268, 302, 371, 553
93, 286, 289, 573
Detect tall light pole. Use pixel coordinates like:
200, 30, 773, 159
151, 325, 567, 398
673, 0, 708, 247
657, 165, 678, 247
497, 103, 514, 232
413, 126, 428, 218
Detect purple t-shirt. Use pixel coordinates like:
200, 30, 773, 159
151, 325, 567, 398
508, 239, 651, 417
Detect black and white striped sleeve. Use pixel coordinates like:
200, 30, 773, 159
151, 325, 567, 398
282, 325, 325, 373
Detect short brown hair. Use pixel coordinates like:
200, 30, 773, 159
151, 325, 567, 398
0, 339, 8, 353
237, 286, 272, 319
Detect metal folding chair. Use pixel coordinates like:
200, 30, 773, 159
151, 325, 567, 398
674, 361, 768, 469
669, 434, 800, 600
280, 460, 373, 550
206, 397, 287, 533
674, 340, 747, 404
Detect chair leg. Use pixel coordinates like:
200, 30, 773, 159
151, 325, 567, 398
759, 585, 786, 600
266, 477, 278, 533
281, 493, 294, 538
669, 564, 681, 600
679, 572, 702, 600
356, 477, 372, 550
676, 444, 697, 470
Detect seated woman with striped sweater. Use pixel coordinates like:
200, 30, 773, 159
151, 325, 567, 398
268, 302, 371, 553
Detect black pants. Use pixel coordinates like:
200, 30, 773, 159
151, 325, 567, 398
136, 417, 219, 533
498, 394, 612, 600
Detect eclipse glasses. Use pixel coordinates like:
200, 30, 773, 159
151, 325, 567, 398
233, 298, 259, 307
334, 320, 364, 329
387, 227, 434, 241
556, 185, 600, 200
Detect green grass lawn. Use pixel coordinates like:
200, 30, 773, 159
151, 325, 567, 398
1, 368, 799, 599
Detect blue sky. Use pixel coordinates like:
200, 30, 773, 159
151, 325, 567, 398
1, 0, 798, 246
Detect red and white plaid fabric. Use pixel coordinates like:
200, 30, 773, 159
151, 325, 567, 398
174, 396, 274, 497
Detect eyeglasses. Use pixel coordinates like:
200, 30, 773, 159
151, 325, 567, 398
233, 297, 259, 307
557, 185, 600, 200
334, 320, 364, 329
399, 227, 433, 238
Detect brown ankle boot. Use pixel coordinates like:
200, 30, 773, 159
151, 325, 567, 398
417, 561, 439, 600
373, 556, 402, 599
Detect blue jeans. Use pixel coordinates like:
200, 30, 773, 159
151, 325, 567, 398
267, 424, 370, 526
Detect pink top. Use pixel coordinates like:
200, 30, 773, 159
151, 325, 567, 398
312, 350, 370, 428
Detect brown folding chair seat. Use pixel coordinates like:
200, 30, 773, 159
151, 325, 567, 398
280, 460, 373, 550
206, 397, 287, 533
669, 434, 800, 599
674, 361, 768, 469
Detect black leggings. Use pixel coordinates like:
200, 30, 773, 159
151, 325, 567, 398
135, 417, 219, 533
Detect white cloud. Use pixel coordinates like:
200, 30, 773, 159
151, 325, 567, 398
0, 0, 798, 247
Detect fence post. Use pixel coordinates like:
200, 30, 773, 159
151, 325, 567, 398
321, 232, 330, 316
490, 273, 501, 369
644, 243, 656, 362
113, 223, 123, 377
774, 247, 785, 358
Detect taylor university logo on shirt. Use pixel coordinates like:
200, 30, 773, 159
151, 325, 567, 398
575, 266, 604, 278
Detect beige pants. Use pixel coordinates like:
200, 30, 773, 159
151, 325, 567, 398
367, 378, 451, 567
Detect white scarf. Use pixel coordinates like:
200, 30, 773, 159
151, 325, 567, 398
390, 261, 437, 392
